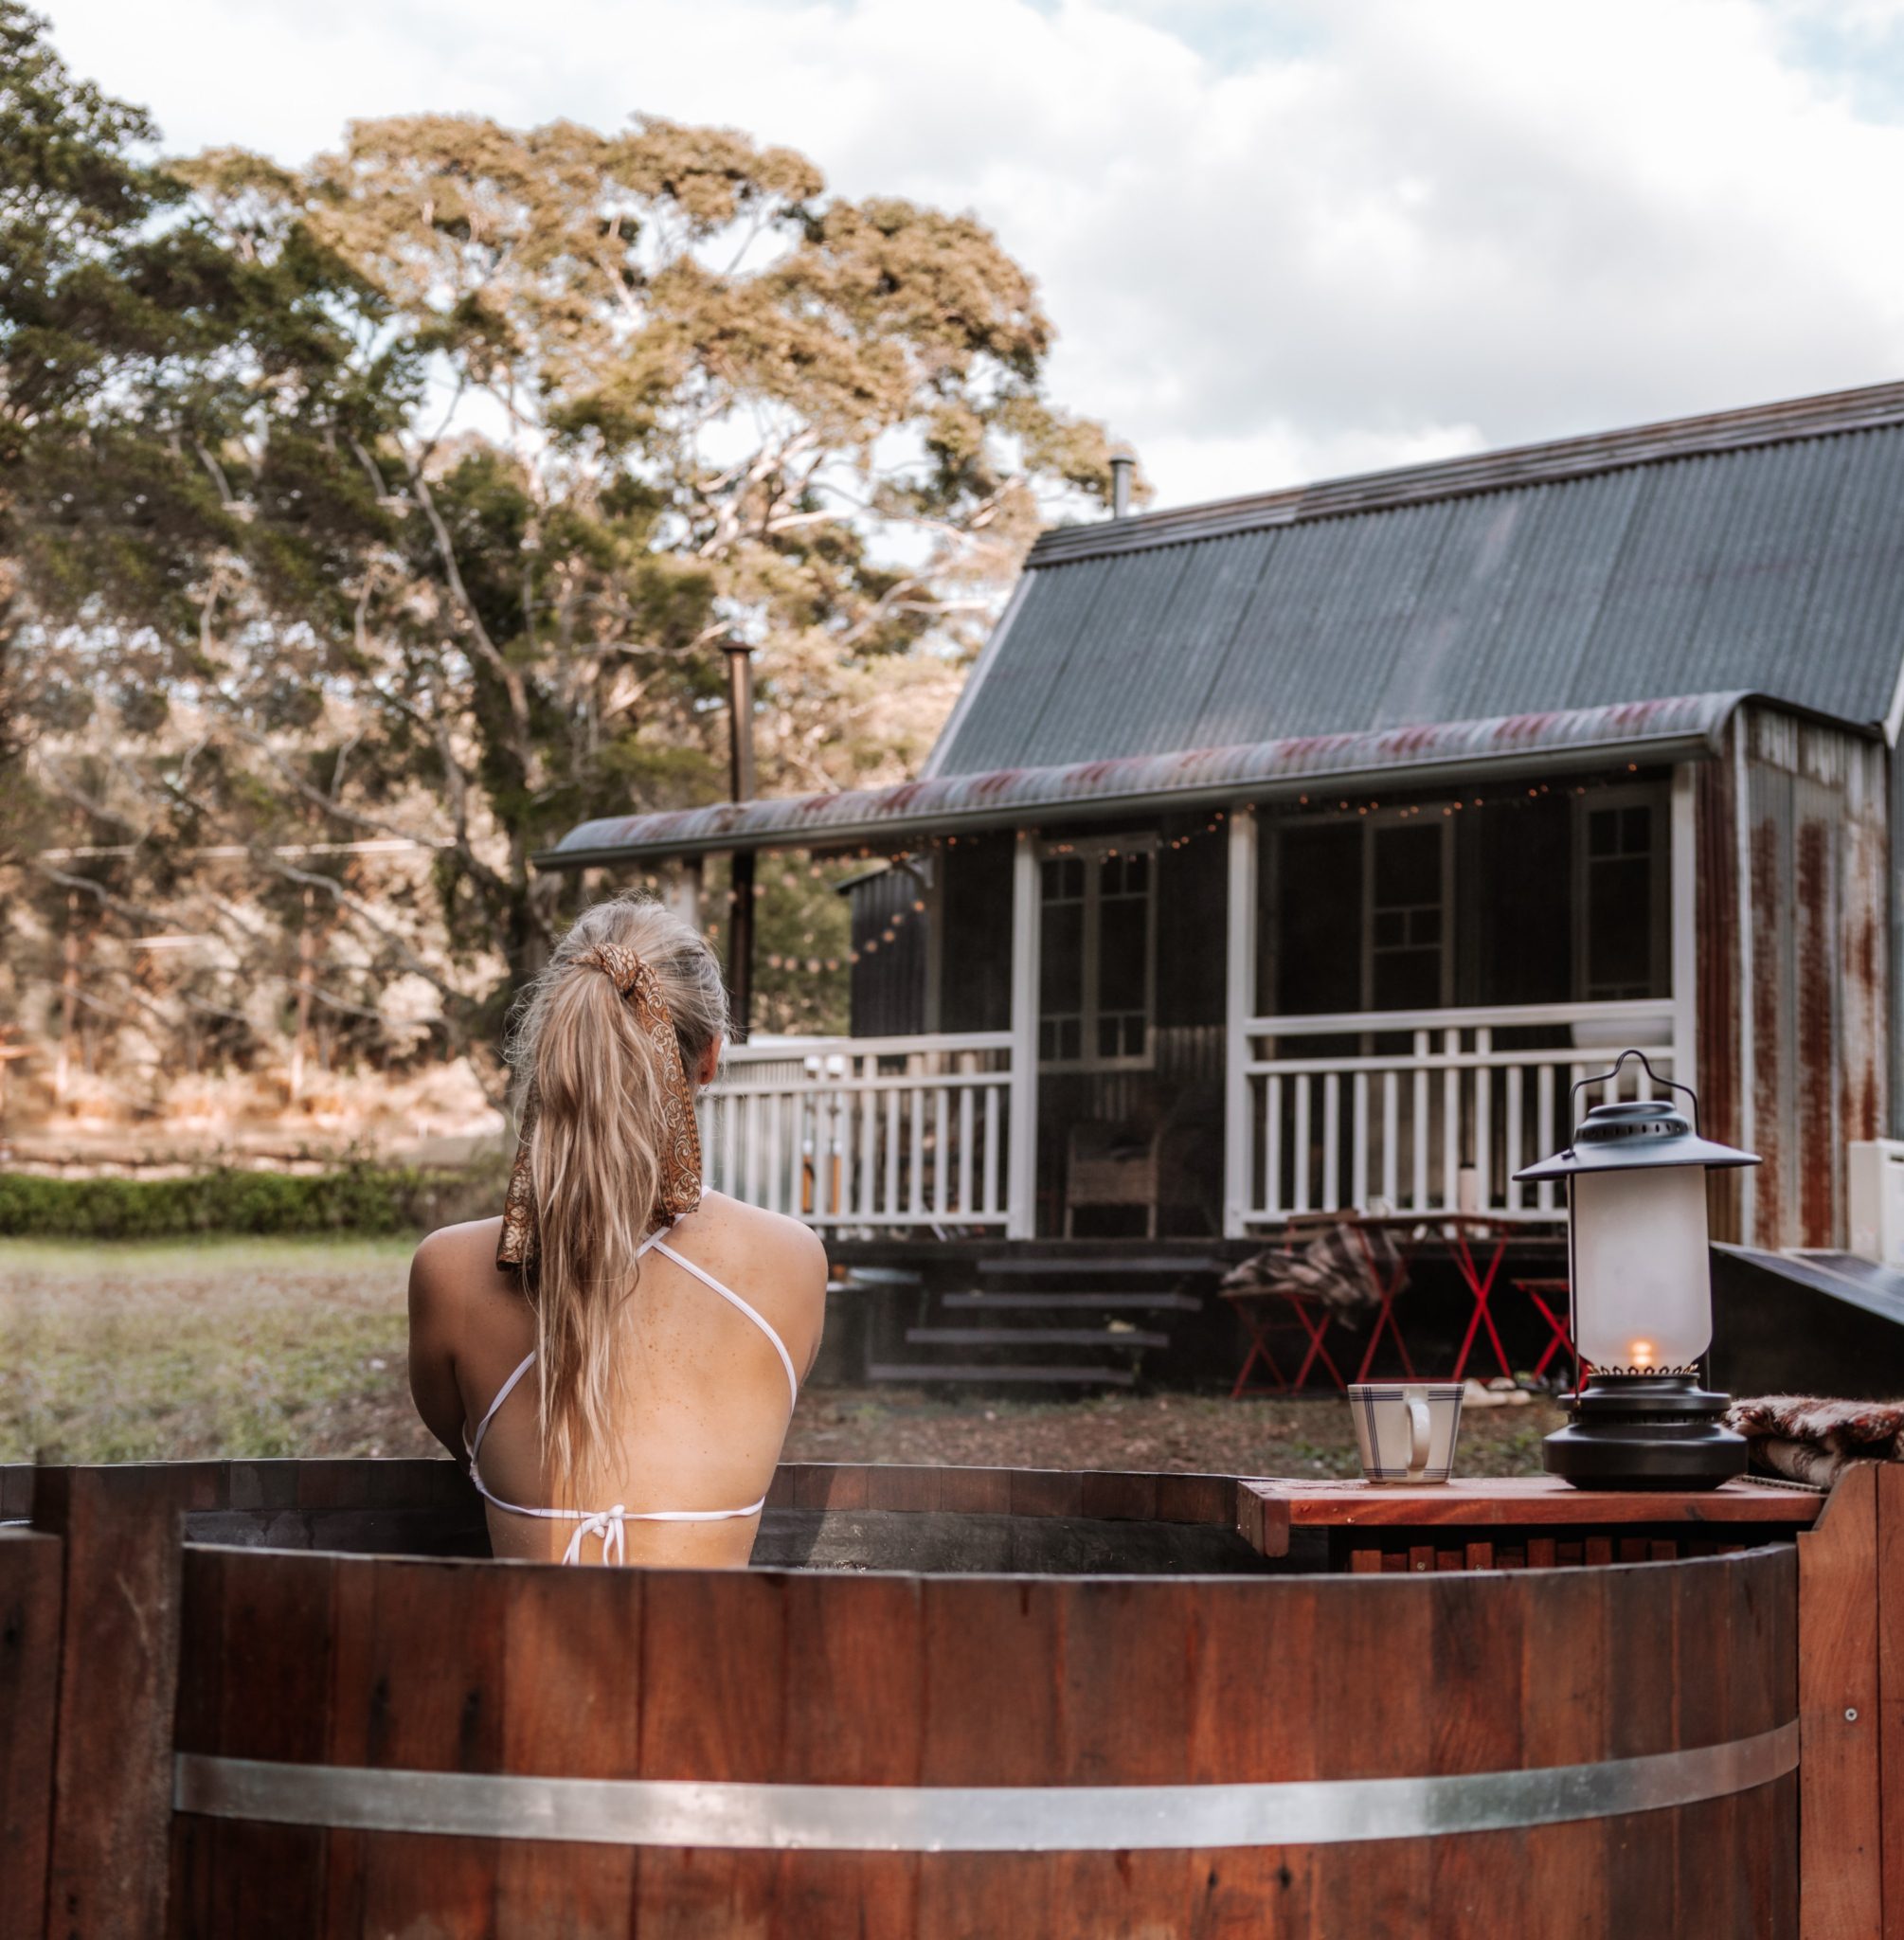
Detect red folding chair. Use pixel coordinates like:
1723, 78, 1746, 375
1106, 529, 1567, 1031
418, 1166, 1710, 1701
1514, 1277, 1577, 1382
1224, 1287, 1347, 1396
1350, 1222, 1418, 1382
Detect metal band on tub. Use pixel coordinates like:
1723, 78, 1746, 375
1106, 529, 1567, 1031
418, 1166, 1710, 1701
174, 1719, 1795, 1853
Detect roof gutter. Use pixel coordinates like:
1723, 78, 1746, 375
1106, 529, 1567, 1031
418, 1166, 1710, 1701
535, 697, 1751, 872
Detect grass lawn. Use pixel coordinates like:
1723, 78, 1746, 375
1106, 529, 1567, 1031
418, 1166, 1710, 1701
1, 1239, 1560, 1475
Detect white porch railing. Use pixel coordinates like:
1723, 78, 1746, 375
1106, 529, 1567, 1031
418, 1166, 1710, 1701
699, 1033, 1015, 1231
1235, 1000, 1681, 1228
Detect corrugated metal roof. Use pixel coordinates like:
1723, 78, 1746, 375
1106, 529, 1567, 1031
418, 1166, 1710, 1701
542, 694, 1746, 868
1025, 377, 1904, 565
932, 405, 1904, 778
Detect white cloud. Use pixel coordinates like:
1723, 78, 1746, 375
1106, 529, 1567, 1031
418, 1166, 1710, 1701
39, 0, 1904, 507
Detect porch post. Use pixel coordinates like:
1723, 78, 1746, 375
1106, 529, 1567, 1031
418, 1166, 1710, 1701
1670, 762, 1698, 1094
1224, 805, 1258, 1239
1007, 831, 1041, 1239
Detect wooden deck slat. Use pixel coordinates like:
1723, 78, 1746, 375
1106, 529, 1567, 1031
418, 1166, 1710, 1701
866, 1362, 1138, 1387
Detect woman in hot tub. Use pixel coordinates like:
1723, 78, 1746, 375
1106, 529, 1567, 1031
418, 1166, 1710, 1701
407, 895, 826, 1566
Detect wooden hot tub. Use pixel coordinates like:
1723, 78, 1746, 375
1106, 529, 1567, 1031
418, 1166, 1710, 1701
2, 1458, 1893, 1939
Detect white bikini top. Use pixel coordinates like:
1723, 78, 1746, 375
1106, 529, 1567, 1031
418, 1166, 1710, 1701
463, 1220, 799, 1566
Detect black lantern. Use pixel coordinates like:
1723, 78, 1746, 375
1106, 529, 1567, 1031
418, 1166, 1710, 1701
1515, 1051, 1759, 1491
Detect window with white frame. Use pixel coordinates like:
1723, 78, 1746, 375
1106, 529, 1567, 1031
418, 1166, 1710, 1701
1574, 787, 1667, 999
1367, 821, 1451, 1012
1037, 836, 1156, 1069
1267, 815, 1453, 1015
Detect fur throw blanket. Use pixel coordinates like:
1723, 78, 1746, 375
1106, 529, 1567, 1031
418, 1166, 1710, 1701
1222, 1223, 1408, 1322
1725, 1394, 1904, 1487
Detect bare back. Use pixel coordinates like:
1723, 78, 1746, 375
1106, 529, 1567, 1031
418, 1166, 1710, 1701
409, 1193, 827, 1568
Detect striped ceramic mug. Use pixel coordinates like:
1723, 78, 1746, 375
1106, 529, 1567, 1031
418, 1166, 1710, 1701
1348, 1382, 1464, 1483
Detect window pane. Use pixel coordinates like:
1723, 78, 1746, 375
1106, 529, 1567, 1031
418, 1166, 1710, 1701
1099, 892, 1147, 1013
1098, 1015, 1119, 1059
1060, 1017, 1082, 1063
1622, 806, 1650, 853
1588, 808, 1618, 858
1373, 948, 1443, 1012
1274, 823, 1363, 1014
1374, 824, 1442, 904
1040, 900, 1083, 1014
1374, 909, 1404, 948
1587, 855, 1652, 995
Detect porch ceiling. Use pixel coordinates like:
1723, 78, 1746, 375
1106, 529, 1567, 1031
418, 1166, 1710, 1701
539, 692, 1748, 870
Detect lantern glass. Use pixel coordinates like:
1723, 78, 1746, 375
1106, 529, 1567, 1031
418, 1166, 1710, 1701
1571, 1165, 1712, 1371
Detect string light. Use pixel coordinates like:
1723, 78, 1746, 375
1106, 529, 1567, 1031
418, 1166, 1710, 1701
737, 777, 1625, 1001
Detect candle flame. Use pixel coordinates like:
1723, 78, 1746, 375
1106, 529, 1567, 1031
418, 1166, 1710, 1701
1628, 1338, 1657, 1369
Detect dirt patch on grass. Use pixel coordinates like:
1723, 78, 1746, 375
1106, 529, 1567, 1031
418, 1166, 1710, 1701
2, 1240, 1557, 1476
786, 1387, 1557, 1478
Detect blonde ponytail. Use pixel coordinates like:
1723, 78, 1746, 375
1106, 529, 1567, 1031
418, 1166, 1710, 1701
501, 895, 729, 1500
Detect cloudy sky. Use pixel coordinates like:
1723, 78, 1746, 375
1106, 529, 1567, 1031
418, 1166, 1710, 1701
40, 0, 1904, 508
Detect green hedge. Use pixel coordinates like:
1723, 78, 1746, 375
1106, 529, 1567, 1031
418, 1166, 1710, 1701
0, 1163, 495, 1240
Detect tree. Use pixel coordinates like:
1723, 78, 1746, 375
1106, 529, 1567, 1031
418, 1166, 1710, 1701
1, 2, 428, 1101
5, 32, 1128, 1117
178, 114, 1123, 1044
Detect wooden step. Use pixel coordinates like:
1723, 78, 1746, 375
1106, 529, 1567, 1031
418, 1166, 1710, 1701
943, 1290, 1204, 1314
978, 1255, 1221, 1279
866, 1362, 1138, 1388
905, 1325, 1172, 1351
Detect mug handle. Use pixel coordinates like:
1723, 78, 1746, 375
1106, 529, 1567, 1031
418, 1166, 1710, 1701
1407, 1397, 1432, 1476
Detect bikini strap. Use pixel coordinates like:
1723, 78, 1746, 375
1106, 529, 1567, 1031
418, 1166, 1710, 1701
466, 1222, 794, 1470
649, 1238, 800, 1410
469, 1350, 535, 1461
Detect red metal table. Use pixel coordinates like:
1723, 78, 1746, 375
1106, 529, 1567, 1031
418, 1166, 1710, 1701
1227, 1215, 1565, 1391
1512, 1274, 1577, 1381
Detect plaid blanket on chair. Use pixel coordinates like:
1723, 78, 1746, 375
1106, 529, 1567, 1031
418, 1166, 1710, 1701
1725, 1394, 1904, 1486
1221, 1222, 1408, 1324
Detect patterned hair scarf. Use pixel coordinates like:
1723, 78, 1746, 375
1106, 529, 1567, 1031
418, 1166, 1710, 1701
495, 940, 704, 1273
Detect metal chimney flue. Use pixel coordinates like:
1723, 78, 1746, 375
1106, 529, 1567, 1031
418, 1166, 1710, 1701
1109, 451, 1135, 519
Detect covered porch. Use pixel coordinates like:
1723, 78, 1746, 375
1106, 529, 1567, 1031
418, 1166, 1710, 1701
542, 697, 1713, 1252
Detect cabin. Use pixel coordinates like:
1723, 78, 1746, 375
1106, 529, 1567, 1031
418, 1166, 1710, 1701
543, 382, 1904, 1372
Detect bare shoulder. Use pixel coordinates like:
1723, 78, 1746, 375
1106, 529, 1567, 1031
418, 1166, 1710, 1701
700, 1193, 826, 1277
408, 1217, 507, 1328
685, 1194, 828, 1320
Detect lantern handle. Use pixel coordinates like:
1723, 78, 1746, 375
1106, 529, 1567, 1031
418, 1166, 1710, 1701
1569, 1049, 1700, 1136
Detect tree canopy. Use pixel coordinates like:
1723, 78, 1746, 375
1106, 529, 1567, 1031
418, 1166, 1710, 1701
2, 5, 1128, 1117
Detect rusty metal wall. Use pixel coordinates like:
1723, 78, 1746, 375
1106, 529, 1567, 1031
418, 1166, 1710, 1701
1695, 753, 1746, 1244
1715, 706, 1890, 1250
